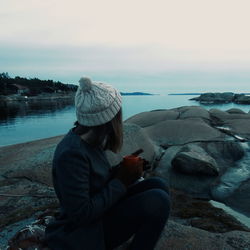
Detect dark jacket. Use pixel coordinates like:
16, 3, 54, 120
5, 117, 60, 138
44, 128, 127, 250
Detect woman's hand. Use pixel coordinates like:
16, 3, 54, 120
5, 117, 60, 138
114, 156, 144, 187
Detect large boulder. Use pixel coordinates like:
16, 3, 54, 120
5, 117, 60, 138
209, 109, 250, 140
171, 144, 219, 176
177, 106, 211, 121
143, 118, 225, 147
202, 141, 245, 163
224, 119, 250, 140
209, 109, 231, 124
153, 144, 215, 198
210, 109, 250, 122
154, 141, 245, 199
125, 109, 179, 128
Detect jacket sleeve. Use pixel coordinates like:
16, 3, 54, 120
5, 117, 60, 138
55, 148, 127, 226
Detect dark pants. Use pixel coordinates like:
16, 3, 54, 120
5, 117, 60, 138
103, 176, 171, 250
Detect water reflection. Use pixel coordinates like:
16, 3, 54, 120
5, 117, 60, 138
0, 99, 75, 125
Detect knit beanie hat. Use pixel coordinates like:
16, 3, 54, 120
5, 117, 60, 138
75, 77, 122, 126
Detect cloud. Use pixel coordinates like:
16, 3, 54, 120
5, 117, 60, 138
1, 0, 250, 50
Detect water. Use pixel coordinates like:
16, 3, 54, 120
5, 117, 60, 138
0, 94, 250, 147
211, 142, 250, 200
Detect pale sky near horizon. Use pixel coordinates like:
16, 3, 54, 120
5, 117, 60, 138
1, 0, 250, 91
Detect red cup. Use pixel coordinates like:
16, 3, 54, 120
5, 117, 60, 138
122, 155, 140, 168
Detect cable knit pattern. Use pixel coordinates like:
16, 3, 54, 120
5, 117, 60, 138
75, 77, 122, 126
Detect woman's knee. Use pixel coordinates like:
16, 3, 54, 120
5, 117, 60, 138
141, 188, 171, 220
145, 176, 170, 194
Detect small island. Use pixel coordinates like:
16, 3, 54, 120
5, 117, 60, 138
190, 92, 250, 104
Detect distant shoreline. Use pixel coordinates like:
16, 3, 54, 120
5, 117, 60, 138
168, 93, 201, 95
120, 92, 156, 96
169, 92, 250, 96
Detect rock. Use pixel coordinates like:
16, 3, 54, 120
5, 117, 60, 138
209, 109, 250, 138
153, 141, 245, 198
155, 220, 250, 250
193, 92, 234, 103
5, 211, 56, 250
153, 144, 215, 198
226, 108, 246, 114
105, 123, 158, 167
7, 224, 49, 250
0, 135, 63, 186
210, 108, 250, 121
125, 109, 179, 128
223, 179, 250, 217
224, 119, 250, 140
192, 92, 250, 105
209, 109, 250, 125
234, 94, 250, 104
203, 141, 245, 163
171, 145, 219, 176
0, 178, 58, 229
169, 189, 250, 233
177, 106, 211, 121
144, 119, 225, 147
209, 109, 231, 124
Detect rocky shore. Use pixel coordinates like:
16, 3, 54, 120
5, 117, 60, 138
191, 92, 250, 104
1, 105, 250, 249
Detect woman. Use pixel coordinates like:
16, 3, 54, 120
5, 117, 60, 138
44, 77, 170, 250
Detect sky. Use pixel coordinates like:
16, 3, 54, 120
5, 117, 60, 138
1, 0, 250, 92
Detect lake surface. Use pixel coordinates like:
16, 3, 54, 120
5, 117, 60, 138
1, 94, 250, 147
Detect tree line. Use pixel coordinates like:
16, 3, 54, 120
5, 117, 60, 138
0, 72, 77, 96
